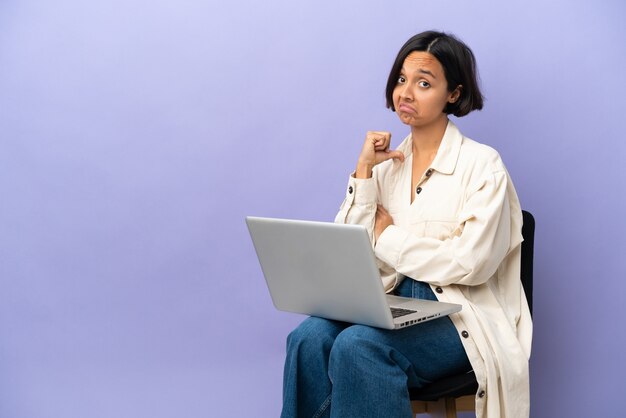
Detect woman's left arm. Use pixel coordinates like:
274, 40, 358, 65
374, 169, 522, 287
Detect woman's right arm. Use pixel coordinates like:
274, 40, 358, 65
355, 131, 404, 179
334, 131, 404, 241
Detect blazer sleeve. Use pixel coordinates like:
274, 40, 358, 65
373, 168, 515, 287
334, 171, 380, 244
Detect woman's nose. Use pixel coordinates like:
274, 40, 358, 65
399, 84, 413, 101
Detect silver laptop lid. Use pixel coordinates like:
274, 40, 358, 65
246, 216, 397, 329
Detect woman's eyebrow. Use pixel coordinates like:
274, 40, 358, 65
418, 68, 436, 79
400, 67, 437, 79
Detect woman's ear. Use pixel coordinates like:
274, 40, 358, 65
449, 85, 463, 103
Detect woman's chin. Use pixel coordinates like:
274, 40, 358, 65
397, 114, 417, 126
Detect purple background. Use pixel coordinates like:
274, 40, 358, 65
1, 1, 625, 417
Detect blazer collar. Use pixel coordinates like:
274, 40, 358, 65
396, 120, 463, 175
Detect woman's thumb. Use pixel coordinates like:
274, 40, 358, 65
387, 150, 405, 162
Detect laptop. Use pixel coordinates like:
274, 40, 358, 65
245, 216, 461, 330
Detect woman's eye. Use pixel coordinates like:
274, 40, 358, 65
397, 76, 406, 84
419, 81, 430, 88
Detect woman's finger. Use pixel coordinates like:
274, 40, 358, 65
368, 131, 391, 149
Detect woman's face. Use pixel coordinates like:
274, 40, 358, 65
392, 51, 460, 129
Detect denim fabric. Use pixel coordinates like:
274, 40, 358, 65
281, 277, 472, 418
393, 275, 438, 300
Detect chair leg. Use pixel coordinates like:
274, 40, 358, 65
411, 397, 457, 418
444, 397, 457, 418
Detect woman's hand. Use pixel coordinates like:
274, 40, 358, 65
374, 205, 394, 242
355, 131, 405, 178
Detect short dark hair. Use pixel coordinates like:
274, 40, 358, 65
385, 31, 484, 117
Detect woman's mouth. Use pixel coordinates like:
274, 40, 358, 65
398, 103, 416, 114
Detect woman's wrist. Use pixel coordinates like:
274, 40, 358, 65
355, 160, 374, 179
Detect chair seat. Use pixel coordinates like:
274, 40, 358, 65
409, 371, 478, 402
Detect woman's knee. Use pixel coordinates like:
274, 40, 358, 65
286, 317, 343, 353
328, 325, 402, 385
329, 325, 388, 362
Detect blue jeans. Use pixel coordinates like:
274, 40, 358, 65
281, 277, 472, 418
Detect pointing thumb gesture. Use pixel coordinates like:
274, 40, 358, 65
356, 131, 405, 178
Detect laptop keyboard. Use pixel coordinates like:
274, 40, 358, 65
390, 307, 418, 318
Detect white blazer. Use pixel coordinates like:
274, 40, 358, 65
335, 120, 533, 418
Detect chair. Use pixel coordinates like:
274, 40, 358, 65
410, 210, 535, 418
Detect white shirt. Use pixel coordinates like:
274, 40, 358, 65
335, 120, 532, 418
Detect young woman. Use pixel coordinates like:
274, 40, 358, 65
281, 31, 532, 418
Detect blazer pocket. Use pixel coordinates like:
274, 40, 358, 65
424, 220, 462, 241
406, 219, 427, 238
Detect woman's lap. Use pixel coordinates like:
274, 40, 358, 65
291, 278, 471, 385
282, 278, 472, 417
